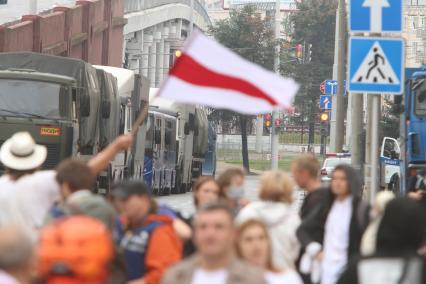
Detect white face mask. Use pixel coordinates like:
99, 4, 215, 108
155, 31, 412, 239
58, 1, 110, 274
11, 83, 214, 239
228, 186, 244, 200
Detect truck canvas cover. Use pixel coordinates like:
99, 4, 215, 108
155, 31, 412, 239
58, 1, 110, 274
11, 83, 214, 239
0, 52, 101, 152
95, 69, 120, 149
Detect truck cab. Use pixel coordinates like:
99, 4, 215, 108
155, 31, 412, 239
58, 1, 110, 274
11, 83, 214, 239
399, 66, 426, 194
0, 69, 77, 169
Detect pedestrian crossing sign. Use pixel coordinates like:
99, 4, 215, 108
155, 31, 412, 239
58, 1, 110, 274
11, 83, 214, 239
348, 37, 404, 94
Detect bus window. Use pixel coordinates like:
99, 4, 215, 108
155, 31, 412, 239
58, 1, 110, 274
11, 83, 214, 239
165, 120, 173, 150
145, 114, 154, 149
414, 79, 426, 116
154, 118, 162, 149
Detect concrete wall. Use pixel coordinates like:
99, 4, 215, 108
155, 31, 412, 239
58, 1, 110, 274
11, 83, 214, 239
0, 0, 127, 67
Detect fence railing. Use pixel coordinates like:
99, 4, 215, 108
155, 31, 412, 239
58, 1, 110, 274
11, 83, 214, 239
124, 0, 211, 25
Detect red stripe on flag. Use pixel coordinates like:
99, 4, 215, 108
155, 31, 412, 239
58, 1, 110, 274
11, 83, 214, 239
169, 53, 278, 106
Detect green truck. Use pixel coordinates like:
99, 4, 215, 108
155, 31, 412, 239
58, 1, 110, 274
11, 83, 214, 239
0, 53, 149, 192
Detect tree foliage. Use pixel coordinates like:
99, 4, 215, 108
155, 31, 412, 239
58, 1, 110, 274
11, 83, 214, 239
281, 0, 337, 142
208, 4, 276, 128
209, 5, 276, 171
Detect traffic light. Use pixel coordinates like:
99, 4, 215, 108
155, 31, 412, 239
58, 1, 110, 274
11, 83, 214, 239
307, 44, 312, 63
295, 44, 303, 59
320, 81, 325, 94
320, 112, 329, 136
320, 112, 329, 122
264, 113, 272, 128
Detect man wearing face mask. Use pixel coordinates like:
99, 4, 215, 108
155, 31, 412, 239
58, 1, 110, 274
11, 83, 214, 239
217, 168, 248, 215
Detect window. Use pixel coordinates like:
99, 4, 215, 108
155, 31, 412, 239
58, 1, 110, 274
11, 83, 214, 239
414, 78, 426, 116
0, 79, 67, 119
88, 71, 99, 90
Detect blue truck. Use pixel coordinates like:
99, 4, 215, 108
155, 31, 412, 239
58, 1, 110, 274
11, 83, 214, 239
381, 66, 426, 194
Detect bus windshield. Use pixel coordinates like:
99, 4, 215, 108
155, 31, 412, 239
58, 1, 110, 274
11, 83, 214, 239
0, 79, 67, 119
414, 78, 426, 116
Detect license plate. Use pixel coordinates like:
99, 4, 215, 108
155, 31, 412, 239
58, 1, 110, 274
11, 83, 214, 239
40, 127, 61, 137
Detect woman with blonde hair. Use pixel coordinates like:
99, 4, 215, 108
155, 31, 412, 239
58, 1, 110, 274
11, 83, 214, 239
236, 171, 301, 270
236, 219, 303, 284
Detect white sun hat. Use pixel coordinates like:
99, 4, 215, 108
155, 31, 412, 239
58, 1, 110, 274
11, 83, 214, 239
0, 132, 47, 171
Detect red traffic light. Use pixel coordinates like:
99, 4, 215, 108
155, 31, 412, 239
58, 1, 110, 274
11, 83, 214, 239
320, 81, 325, 94
295, 44, 303, 58
264, 113, 272, 121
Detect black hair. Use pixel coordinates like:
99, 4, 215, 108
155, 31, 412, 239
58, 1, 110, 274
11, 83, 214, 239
376, 198, 426, 253
332, 164, 363, 200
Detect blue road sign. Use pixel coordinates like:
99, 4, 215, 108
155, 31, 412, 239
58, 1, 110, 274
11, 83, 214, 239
320, 95, 332, 110
324, 80, 347, 95
349, 0, 402, 33
348, 37, 404, 94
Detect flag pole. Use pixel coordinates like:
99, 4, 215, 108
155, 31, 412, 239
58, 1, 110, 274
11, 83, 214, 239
131, 101, 150, 136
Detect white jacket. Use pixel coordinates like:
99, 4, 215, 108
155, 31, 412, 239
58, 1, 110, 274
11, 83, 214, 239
236, 201, 301, 270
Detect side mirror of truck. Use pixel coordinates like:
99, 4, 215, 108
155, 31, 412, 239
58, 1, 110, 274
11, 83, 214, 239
80, 91, 90, 117
101, 101, 111, 119
184, 122, 190, 135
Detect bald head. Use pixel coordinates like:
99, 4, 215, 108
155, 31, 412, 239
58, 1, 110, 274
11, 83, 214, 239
0, 225, 34, 272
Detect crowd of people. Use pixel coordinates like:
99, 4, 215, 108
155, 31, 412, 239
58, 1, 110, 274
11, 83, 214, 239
0, 131, 425, 284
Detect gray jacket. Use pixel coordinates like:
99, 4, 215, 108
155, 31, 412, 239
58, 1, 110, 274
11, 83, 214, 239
162, 255, 268, 284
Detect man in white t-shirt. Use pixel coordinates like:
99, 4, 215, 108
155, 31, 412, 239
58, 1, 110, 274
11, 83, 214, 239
0, 131, 132, 238
163, 203, 267, 284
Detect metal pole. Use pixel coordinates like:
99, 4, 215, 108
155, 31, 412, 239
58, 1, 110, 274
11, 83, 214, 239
334, 0, 346, 153
189, 0, 194, 35
330, 9, 339, 152
364, 94, 373, 197
370, 94, 380, 201
350, 93, 363, 170
29, 0, 37, 14
256, 115, 264, 153
271, 0, 280, 170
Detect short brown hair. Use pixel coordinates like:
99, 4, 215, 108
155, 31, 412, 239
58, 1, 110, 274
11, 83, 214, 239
192, 176, 219, 207
216, 168, 246, 198
292, 154, 320, 178
194, 202, 234, 225
259, 171, 293, 203
236, 219, 276, 271
56, 159, 95, 192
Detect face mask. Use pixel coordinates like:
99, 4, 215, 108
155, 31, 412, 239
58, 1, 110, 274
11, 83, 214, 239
228, 186, 244, 200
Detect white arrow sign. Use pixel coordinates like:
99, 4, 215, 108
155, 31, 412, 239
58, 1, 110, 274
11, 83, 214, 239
363, 0, 390, 33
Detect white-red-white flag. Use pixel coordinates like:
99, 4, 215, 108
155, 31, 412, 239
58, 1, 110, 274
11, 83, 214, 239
157, 31, 299, 114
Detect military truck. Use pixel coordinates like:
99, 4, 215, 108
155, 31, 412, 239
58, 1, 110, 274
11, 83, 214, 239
94, 65, 150, 182
0, 52, 101, 169
0, 53, 150, 192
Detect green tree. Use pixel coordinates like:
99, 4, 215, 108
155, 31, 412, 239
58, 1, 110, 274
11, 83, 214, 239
209, 5, 276, 172
381, 98, 400, 139
281, 0, 337, 147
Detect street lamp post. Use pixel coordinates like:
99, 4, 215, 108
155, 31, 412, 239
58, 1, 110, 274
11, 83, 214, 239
271, 0, 281, 170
